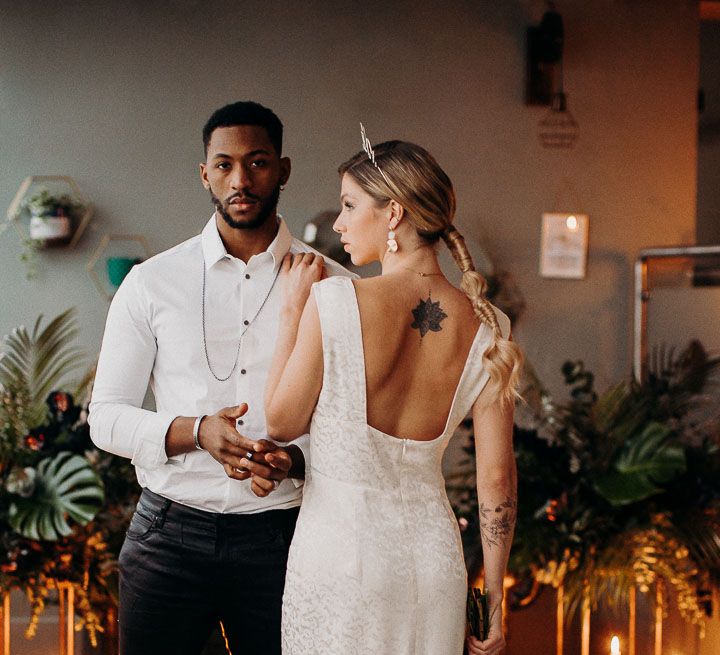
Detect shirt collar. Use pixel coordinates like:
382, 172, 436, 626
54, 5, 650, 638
266, 215, 293, 272
200, 213, 294, 272
201, 214, 228, 270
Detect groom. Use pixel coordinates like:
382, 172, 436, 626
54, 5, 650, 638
89, 101, 353, 655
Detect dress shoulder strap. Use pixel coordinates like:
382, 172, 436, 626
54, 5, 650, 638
311, 277, 366, 423
443, 304, 512, 433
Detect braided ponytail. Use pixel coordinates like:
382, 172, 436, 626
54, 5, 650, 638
442, 226, 523, 404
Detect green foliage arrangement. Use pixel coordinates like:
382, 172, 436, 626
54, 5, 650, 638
15, 188, 86, 278
448, 341, 720, 629
8, 452, 104, 541
0, 309, 139, 644
22, 188, 84, 219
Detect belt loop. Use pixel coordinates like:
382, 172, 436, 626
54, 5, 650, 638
154, 498, 172, 529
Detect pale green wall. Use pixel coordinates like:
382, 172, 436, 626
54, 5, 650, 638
0, 2, 708, 653
0, 0, 698, 392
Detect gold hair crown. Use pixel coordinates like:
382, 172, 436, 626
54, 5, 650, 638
360, 122, 390, 185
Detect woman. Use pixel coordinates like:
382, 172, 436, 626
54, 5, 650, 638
262, 137, 523, 655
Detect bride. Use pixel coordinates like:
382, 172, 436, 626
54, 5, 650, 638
262, 135, 522, 655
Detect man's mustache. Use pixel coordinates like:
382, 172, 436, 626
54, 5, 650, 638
225, 192, 260, 204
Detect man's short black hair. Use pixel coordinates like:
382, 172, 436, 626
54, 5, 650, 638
202, 101, 283, 156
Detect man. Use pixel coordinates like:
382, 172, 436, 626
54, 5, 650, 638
89, 101, 353, 655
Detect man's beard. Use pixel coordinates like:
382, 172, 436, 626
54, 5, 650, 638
210, 183, 281, 231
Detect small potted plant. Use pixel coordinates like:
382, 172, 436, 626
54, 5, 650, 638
22, 187, 84, 246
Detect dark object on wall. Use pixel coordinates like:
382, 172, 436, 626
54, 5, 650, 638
528, 3, 579, 148
525, 5, 564, 105
538, 92, 579, 148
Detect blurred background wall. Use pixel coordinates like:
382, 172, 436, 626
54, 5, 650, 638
0, 1, 712, 653
0, 0, 701, 397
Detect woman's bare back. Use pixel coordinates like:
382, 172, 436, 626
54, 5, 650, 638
352, 273, 481, 441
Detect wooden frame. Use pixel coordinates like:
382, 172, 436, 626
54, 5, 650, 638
5, 175, 93, 249
539, 212, 589, 279
86, 233, 152, 301
633, 245, 720, 381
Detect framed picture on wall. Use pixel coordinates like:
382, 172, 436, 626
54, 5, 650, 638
539, 212, 589, 279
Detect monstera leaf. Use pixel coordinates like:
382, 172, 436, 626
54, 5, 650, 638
9, 452, 104, 541
594, 422, 686, 507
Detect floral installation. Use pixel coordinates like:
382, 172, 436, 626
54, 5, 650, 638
447, 341, 720, 632
0, 309, 139, 645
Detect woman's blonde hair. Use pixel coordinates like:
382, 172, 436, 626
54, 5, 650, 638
339, 140, 523, 404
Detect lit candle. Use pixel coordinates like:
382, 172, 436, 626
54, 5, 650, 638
611, 635, 621, 655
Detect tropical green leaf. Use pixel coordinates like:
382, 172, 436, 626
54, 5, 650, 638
8, 452, 104, 541
33, 352, 84, 401
71, 363, 96, 405
0, 308, 84, 426
593, 382, 629, 433
594, 422, 686, 506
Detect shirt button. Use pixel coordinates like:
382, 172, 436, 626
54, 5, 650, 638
237, 419, 244, 426
243, 320, 249, 326
241, 369, 247, 375
245, 273, 250, 279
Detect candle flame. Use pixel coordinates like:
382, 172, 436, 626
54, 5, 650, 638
611, 635, 621, 655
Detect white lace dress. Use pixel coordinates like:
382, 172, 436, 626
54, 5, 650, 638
281, 277, 508, 655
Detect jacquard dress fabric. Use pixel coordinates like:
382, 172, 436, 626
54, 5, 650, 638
281, 276, 509, 655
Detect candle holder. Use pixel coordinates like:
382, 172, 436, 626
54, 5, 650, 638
58, 582, 75, 655
0, 593, 9, 655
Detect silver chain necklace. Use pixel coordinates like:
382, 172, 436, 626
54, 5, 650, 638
201, 259, 282, 382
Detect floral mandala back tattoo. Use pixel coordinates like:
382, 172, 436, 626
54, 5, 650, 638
410, 295, 448, 337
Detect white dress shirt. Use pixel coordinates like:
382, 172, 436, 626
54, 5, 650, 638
89, 214, 355, 514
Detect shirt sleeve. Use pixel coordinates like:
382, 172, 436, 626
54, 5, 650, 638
88, 266, 176, 469
266, 432, 309, 488
289, 433, 310, 488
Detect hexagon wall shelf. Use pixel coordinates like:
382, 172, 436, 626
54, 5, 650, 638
86, 234, 152, 301
5, 175, 93, 248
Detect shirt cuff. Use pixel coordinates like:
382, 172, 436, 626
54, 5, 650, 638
130, 411, 178, 470
289, 433, 310, 488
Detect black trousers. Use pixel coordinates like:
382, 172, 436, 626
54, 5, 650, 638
118, 488, 299, 655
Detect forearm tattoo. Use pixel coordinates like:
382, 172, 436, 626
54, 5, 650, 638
410, 295, 447, 337
479, 497, 517, 550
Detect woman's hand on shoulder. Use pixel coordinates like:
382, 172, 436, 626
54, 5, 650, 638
280, 253, 325, 317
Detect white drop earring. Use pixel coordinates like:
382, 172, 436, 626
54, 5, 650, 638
386, 227, 398, 253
